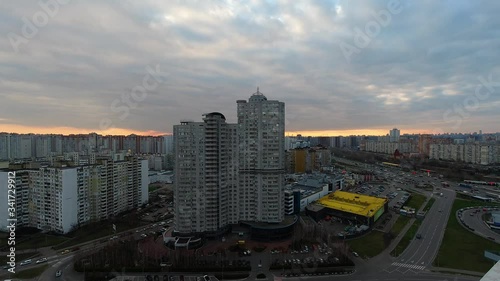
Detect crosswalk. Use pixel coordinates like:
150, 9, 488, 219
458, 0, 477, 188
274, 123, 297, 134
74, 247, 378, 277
391, 262, 426, 270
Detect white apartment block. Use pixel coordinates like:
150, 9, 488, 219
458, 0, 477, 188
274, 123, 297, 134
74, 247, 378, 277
0, 171, 30, 231
1, 133, 167, 161
164, 135, 174, 155
390, 128, 400, 143
429, 143, 499, 165
237, 89, 285, 223
28, 168, 79, 233
0, 156, 148, 234
363, 141, 418, 155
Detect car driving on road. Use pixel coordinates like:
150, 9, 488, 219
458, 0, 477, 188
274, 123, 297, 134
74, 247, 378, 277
19, 259, 32, 266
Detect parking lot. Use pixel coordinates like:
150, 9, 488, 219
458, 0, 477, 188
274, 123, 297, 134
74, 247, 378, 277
350, 183, 410, 210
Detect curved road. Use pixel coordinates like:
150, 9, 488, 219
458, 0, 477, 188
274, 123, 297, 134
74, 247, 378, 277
460, 207, 500, 243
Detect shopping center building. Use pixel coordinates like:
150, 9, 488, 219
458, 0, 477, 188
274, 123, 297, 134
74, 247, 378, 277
306, 191, 388, 227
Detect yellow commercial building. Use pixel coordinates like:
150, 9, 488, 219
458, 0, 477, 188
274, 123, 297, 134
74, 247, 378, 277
310, 191, 388, 226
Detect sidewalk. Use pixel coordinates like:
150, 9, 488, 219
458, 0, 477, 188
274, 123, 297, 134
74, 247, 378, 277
356, 216, 415, 272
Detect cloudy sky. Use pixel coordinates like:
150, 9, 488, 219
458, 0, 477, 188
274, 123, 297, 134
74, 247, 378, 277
1, 0, 499, 136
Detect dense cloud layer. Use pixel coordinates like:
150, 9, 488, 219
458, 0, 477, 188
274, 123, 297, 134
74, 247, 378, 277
1, 0, 499, 135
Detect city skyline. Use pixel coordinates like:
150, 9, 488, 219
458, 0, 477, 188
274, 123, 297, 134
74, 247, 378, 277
2, 1, 500, 137
0, 128, 498, 138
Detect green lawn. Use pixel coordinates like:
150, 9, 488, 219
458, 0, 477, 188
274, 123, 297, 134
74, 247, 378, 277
390, 216, 411, 236
405, 193, 427, 210
16, 234, 69, 251
348, 216, 410, 258
348, 231, 387, 258
12, 264, 49, 279
390, 219, 421, 257
53, 220, 145, 250
433, 199, 500, 272
423, 198, 436, 212
148, 184, 159, 192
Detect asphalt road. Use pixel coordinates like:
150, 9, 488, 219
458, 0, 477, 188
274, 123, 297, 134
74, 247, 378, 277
38, 254, 81, 281
382, 188, 456, 274
282, 271, 480, 281
460, 207, 500, 243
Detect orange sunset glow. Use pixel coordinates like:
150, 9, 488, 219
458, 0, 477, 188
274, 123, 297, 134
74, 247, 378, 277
0, 123, 434, 137
0, 124, 168, 136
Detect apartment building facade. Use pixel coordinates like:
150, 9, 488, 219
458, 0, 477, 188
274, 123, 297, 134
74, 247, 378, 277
429, 143, 499, 165
0, 156, 148, 233
173, 90, 286, 237
173, 113, 238, 236
237, 90, 285, 223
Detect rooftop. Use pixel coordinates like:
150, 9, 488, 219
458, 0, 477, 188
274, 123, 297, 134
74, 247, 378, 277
249, 87, 267, 102
317, 190, 387, 217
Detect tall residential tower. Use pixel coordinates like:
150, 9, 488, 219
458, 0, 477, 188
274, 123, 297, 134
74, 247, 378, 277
173, 89, 286, 237
237, 88, 285, 223
173, 113, 238, 236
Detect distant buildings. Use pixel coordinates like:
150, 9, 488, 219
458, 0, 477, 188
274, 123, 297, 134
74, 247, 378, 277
286, 147, 332, 174
0, 133, 168, 161
284, 173, 344, 215
429, 143, 500, 165
360, 131, 500, 165
0, 155, 148, 233
285, 135, 362, 150
389, 128, 400, 143
363, 139, 418, 155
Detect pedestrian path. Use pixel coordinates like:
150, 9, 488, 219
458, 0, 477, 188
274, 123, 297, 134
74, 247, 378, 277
391, 262, 425, 270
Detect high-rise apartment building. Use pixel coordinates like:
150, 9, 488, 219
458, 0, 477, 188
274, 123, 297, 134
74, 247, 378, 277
173, 89, 286, 237
237, 89, 285, 223
173, 113, 238, 236
390, 128, 400, 143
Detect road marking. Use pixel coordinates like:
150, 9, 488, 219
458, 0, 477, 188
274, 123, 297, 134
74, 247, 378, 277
391, 262, 425, 270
